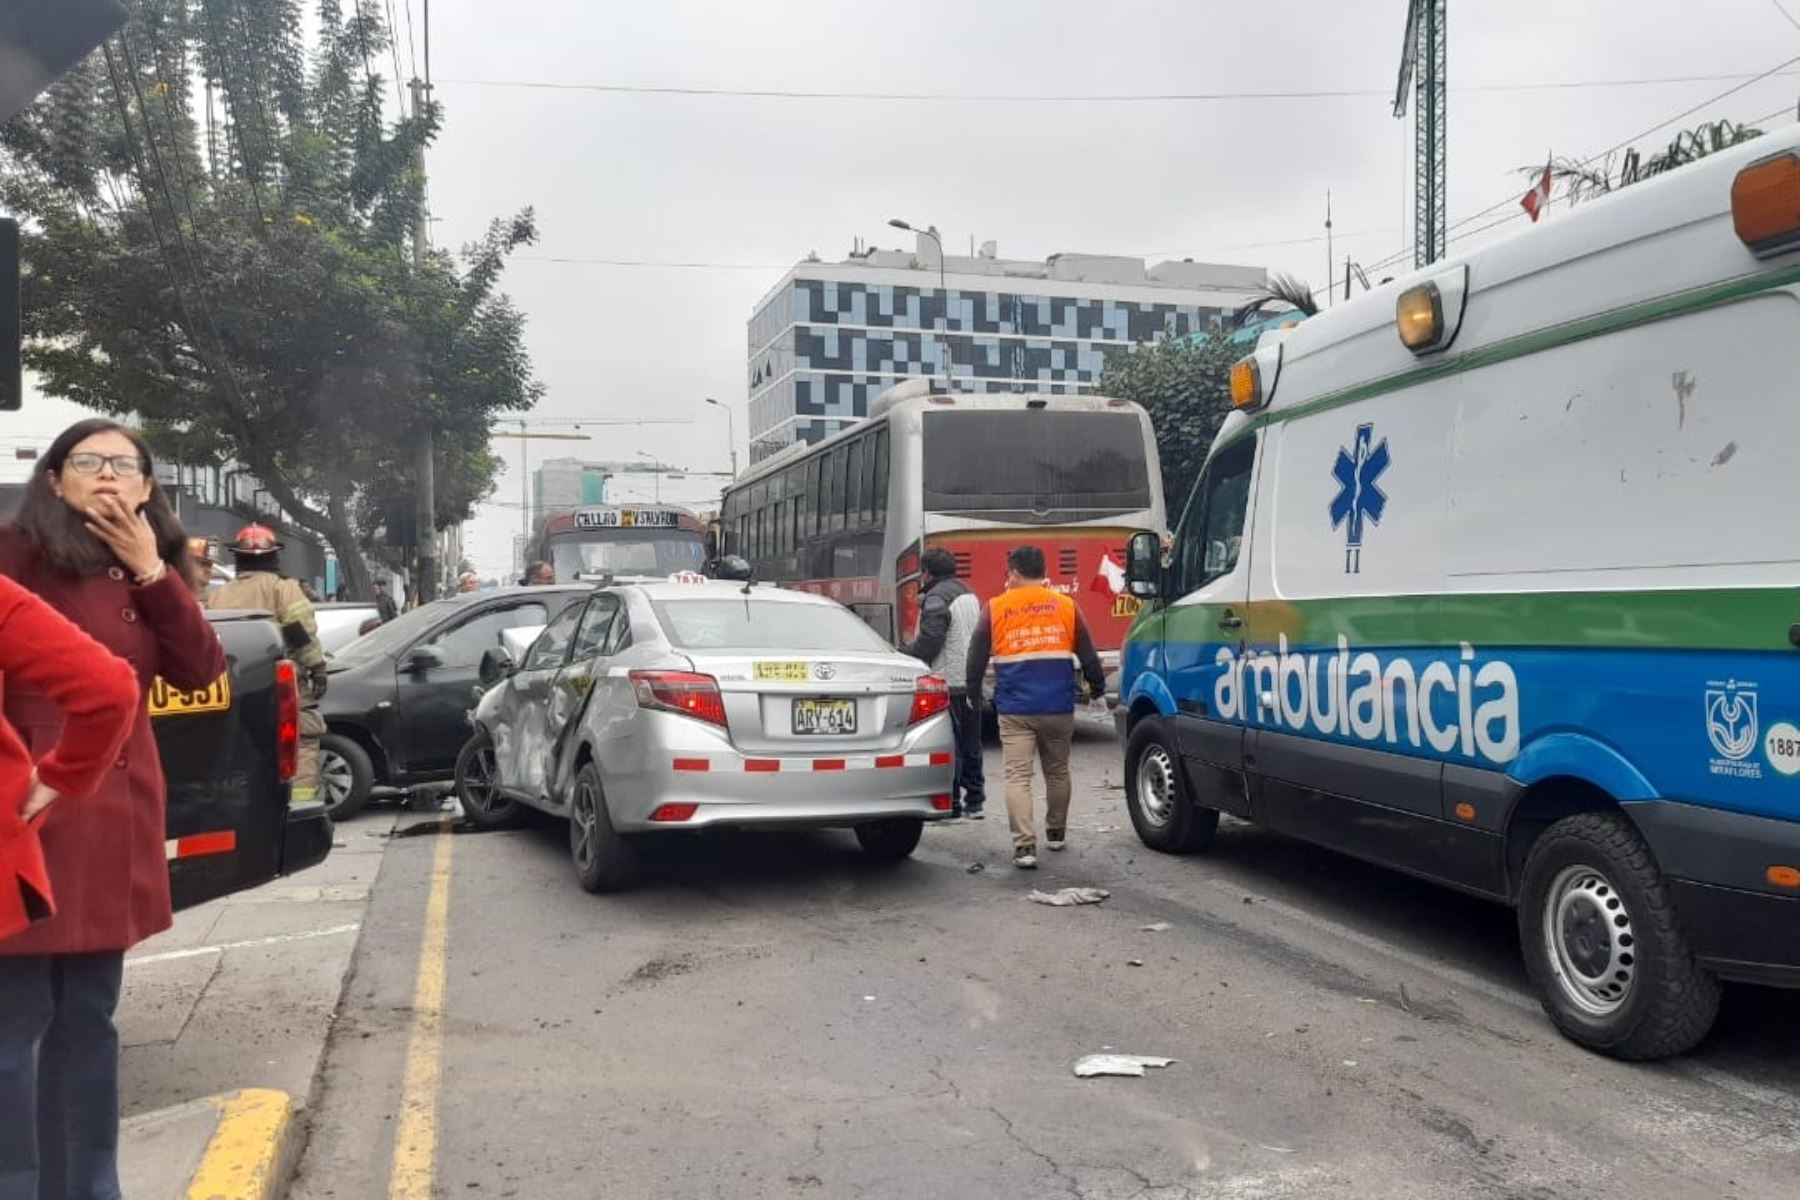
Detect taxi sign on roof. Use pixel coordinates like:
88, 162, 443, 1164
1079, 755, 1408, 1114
574, 507, 681, 529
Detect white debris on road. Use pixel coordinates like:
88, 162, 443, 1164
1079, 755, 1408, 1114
1026, 887, 1111, 907
1073, 1054, 1177, 1078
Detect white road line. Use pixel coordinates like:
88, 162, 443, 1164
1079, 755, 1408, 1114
1200, 877, 1536, 1014
126, 922, 362, 968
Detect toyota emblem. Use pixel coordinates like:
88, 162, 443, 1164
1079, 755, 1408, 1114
813, 663, 836, 681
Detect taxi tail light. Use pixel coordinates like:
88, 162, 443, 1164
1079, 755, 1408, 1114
630, 670, 728, 730
909, 675, 951, 725
274, 659, 299, 782
930, 794, 953, 812
1731, 152, 1800, 257
650, 803, 699, 823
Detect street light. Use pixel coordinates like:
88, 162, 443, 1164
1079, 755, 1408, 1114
633, 450, 664, 503
889, 218, 952, 389
704, 396, 738, 480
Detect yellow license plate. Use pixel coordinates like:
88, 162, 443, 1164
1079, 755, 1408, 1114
754, 661, 809, 681
792, 698, 856, 735
149, 674, 232, 716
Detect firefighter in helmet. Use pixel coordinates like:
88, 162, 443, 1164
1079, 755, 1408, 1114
208, 524, 329, 802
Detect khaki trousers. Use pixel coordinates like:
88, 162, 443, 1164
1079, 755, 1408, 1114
998, 712, 1074, 851
294, 704, 325, 803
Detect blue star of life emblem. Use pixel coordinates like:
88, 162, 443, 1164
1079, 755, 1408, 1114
1329, 423, 1390, 574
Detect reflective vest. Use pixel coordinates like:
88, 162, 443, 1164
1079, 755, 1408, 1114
988, 584, 1078, 715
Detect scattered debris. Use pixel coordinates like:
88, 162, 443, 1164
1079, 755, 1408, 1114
1027, 887, 1111, 907
862, 995, 876, 1002
1126, 959, 1144, 967
1712, 441, 1738, 467
966, 861, 985, 874
1241, 895, 1254, 905
1074, 1053, 1176, 1079
1139, 921, 1172, 933
1092, 824, 1120, 832
1257, 1145, 1298, 1156
1398, 982, 1413, 1014
1342, 1060, 1358, 1068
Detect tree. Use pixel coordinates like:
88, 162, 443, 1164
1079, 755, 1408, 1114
1098, 329, 1237, 517
1525, 118, 1767, 205
0, 0, 541, 595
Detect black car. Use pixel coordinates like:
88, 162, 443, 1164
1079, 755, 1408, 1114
318, 585, 589, 817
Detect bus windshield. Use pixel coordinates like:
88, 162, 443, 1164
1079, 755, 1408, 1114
921, 409, 1151, 514
547, 530, 706, 579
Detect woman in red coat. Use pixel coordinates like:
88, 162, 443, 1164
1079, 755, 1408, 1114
0, 419, 226, 1200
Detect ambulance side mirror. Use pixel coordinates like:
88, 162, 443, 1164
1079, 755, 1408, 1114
1126, 531, 1161, 598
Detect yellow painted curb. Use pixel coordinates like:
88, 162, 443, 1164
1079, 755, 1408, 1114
185, 1089, 297, 1200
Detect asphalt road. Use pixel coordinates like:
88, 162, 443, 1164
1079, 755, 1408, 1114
289, 716, 1800, 1200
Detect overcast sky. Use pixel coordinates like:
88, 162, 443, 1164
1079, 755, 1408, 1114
6, 0, 1799, 577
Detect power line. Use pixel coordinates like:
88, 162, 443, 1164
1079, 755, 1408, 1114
380, 0, 410, 117
434, 68, 1800, 105
1362, 53, 1800, 276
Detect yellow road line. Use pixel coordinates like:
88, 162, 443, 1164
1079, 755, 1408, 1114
389, 824, 455, 1199
185, 1089, 296, 1200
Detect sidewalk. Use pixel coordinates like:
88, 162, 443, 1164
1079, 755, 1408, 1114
115, 810, 396, 1198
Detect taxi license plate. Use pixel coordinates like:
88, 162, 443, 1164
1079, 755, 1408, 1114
148, 674, 232, 716
792, 698, 856, 735
755, 661, 809, 681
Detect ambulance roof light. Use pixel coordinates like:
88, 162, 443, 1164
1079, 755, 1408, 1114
1732, 151, 1800, 258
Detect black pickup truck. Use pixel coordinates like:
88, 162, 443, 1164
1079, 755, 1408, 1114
151, 611, 333, 910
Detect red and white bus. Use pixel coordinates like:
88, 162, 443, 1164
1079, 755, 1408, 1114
718, 381, 1167, 689
530, 504, 708, 581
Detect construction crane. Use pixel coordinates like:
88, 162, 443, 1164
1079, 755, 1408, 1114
1393, 0, 1448, 268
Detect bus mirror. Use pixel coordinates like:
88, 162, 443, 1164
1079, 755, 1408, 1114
1126, 531, 1161, 598
709, 554, 753, 582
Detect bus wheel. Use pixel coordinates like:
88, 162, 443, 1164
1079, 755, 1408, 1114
1517, 812, 1720, 1060
1125, 717, 1218, 854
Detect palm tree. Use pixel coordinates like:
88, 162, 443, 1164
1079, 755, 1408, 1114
1525, 118, 1767, 206
1230, 271, 1319, 330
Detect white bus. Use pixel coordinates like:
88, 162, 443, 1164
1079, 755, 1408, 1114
718, 381, 1167, 686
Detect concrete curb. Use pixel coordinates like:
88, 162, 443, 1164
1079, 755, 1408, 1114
184, 1089, 298, 1200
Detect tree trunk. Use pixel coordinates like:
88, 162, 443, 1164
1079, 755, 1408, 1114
325, 493, 374, 599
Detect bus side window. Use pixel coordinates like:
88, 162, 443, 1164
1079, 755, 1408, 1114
860, 431, 882, 525
807, 456, 823, 537
846, 438, 864, 532
827, 447, 846, 534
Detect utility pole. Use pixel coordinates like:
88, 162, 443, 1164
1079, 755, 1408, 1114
410, 74, 438, 601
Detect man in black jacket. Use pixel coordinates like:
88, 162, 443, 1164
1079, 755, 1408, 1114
904, 549, 985, 818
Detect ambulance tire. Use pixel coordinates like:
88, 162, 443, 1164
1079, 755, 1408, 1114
1125, 717, 1219, 854
1518, 812, 1721, 1060
318, 734, 373, 821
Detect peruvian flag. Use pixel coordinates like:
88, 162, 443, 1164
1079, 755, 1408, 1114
1090, 550, 1126, 596
1521, 163, 1553, 223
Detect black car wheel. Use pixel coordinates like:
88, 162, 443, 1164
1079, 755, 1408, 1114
568, 762, 637, 893
1518, 812, 1720, 1059
455, 730, 524, 830
855, 818, 924, 863
318, 733, 374, 821
1124, 717, 1219, 853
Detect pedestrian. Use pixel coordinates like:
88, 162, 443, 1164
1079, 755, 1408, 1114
0, 418, 226, 1200
523, 560, 555, 586
456, 571, 481, 594
374, 580, 398, 624
964, 545, 1107, 869
0, 576, 139, 942
209, 525, 328, 804
299, 579, 320, 602
903, 547, 985, 819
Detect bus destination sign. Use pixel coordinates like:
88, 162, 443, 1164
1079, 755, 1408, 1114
574, 508, 681, 530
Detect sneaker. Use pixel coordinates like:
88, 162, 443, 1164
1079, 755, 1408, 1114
965, 806, 986, 820
1013, 848, 1039, 869
1046, 830, 1067, 852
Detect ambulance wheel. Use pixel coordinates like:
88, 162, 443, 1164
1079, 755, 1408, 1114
1518, 812, 1720, 1060
1125, 717, 1218, 854
455, 730, 524, 830
318, 734, 373, 821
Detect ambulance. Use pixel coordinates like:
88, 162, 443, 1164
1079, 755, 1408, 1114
1116, 126, 1800, 1059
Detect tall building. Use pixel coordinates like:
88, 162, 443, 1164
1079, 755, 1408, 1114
531, 457, 613, 529
746, 234, 1267, 460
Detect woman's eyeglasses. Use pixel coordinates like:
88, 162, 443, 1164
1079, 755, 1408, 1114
63, 452, 146, 477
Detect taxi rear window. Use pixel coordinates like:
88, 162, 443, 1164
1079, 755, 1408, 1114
652, 598, 890, 652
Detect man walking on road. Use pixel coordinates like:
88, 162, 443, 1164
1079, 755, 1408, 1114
210, 525, 328, 802
965, 545, 1106, 868
904, 548, 985, 819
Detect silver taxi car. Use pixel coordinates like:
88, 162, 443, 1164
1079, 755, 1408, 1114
457, 578, 956, 891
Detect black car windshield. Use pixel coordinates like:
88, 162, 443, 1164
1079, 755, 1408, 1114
652, 598, 891, 652
327, 599, 462, 667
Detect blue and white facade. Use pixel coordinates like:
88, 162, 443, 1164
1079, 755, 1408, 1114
747, 242, 1266, 461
